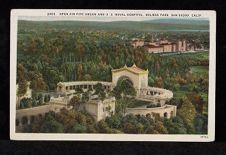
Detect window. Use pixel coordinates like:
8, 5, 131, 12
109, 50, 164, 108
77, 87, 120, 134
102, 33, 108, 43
164, 112, 168, 118
170, 111, 174, 117
16, 119, 19, 126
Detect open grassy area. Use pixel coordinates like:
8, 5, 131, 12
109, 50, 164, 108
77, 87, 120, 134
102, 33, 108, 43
162, 51, 209, 61
190, 65, 209, 76
128, 99, 151, 108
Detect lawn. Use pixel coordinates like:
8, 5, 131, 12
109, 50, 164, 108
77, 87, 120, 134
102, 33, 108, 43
128, 99, 151, 108
190, 65, 209, 76
162, 51, 209, 61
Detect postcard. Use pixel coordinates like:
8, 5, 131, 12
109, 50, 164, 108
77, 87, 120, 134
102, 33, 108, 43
10, 9, 216, 141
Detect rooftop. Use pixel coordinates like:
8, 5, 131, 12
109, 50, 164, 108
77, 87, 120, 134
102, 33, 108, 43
57, 81, 112, 86
112, 64, 148, 75
144, 44, 163, 48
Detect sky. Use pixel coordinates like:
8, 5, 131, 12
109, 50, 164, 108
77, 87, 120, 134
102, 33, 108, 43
18, 16, 209, 22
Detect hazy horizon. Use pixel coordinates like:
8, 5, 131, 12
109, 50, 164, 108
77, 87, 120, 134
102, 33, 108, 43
18, 16, 209, 23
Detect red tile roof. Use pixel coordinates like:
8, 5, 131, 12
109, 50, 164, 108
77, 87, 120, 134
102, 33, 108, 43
144, 44, 163, 48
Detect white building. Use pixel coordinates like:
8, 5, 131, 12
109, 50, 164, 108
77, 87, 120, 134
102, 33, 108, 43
56, 64, 176, 120
111, 64, 149, 90
85, 97, 116, 121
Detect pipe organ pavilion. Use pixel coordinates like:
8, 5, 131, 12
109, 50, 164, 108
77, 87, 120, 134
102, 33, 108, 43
56, 64, 176, 120
16, 64, 177, 129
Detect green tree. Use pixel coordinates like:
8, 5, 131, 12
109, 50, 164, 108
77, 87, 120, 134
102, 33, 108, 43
97, 120, 109, 133
94, 83, 106, 101
163, 117, 187, 134
17, 63, 26, 83
44, 94, 49, 103
37, 93, 43, 105
145, 125, 158, 134
17, 80, 28, 99
136, 123, 144, 134
75, 112, 87, 126
28, 70, 48, 91
17, 64, 28, 105
31, 116, 43, 132
178, 97, 196, 133
40, 114, 64, 133
153, 121, 168, 134
187, 92, 205, 113
123, 123, 137, 134
22, 124, 32, 133
114, 78, 136, 98
69, 124, 87, 133
154, 76, 164, 88
55, 108, 76, 131
83, 74, 92, 81
105, 115, 122, 129
87, 124, 97, 133
81, 91, 90, 104
40, 119, 64, 133
194, 114, 208, 134
69, 96, 80, 111
116, 97, 134, 115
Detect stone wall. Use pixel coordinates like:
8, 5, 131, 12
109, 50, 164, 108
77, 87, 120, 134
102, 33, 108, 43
16, 104, 66, 128
126, 104, 177, 119
57, 81, 113, 93
85, 97, 115, 121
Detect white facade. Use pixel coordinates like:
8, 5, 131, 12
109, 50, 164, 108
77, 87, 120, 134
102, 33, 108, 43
55, 64, 175, 120
85, 97, 116, 121
57, 81, 112, 93
126, 104, 177, 119
111, 64, 149, 90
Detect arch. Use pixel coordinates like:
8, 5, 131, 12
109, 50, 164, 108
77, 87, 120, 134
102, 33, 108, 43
38, 114, 43, 119
21, 116, 28, 125
170, 111, 174, 118
16, 119, 19, 126
164, 112, 168, 118
117, 76, 134, 87
30, 115, 35, 123
44, 113, 48, 117
146, 113, 151, 118
112, 69, 140, 89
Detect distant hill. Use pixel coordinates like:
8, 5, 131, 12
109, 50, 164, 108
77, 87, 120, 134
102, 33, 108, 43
18, 19, 209, 33
142, 18, 209, 25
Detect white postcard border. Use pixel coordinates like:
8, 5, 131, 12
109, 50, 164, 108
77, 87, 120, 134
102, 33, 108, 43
10, 9, 216, 141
